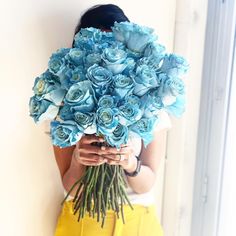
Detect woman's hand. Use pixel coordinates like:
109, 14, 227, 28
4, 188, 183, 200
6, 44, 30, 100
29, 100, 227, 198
74, 134, 137, 172
100, 143, 137, 172
74, 134, 107, 166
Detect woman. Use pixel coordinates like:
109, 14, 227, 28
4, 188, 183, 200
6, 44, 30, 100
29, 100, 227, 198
52, 4, 171, 236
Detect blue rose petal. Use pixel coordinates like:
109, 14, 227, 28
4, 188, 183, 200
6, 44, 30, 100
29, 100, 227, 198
50, 120, 83, 147
29, 96, 59, 123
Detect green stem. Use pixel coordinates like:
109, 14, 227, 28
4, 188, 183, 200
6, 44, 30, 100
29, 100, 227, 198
73, 167, 92, 215
97, 164, 106, 222
110, 185, 115, 211
120, 184, 134, 210
120, 194, 125, 224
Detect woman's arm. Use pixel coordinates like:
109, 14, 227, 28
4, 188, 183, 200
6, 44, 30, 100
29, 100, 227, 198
125, 128, 168, 193
53, 145, 75, 180
101, 128, 168, 194
61, 148, 86, 195
53, 144, 84, 195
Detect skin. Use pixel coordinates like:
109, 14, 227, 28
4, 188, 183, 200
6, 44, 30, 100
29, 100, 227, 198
53, 128, 168, 195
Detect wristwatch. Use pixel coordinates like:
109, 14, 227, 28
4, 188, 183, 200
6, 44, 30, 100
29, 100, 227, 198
124, 155, 141, 177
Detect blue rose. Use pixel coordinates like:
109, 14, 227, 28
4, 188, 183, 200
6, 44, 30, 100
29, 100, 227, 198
96, 107, 119, 136
74, 111, 96, 134
129, 117, 158, 147
33, 70, 60, 96
158, 74, 185, 97
164, 94, 186, 118
112, 74, 134, 99
32, 70, 66, 106
101, 32, 115, 43
101, 48, 128, 74
48, 48, 70, 75
50, 120, 83, 147
106, 123, 129, 148
160, 54, 189, 77
124, 95, 142, 107
76, 28, 103, 42
118, 103, 142, 126
94, 32, 119, 51
73, 28, 103, 52
110, 41, 126, 50
131, 64, 158, 96
136, 56, 162, 72
59, 66, 86, 90
141, 91, 163, 118
55, 63, 74, 90
64, 80, 95, 112
127, 24, 157, 53
121, 58, 136, 77
111, 21, 133, 42
84, 53, 102, 68
58, 105, 74, 120
65, 48, 85, 65
73, 37, 94, 52
74, 111, 94, 127
98, 95, 116, 108
86, 64, 113, 96
124, 49, 141, 63
112, 22, 157, 53
29, 96, 59, 123
144, 42, 165, 59
70, 66, 86, 84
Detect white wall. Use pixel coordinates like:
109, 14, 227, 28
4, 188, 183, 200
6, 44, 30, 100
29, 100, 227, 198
162, 0, 208, 235
0, 1, 176, 235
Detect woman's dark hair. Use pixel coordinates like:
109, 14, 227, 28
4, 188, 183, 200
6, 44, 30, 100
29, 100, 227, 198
72, 4, 130, 47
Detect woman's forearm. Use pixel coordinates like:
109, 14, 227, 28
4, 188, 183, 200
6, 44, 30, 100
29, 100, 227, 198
62, 151, 86, 197
125, 164, 156, 194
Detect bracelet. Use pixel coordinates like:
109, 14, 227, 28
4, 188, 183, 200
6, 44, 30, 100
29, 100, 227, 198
124, 155, 141, 177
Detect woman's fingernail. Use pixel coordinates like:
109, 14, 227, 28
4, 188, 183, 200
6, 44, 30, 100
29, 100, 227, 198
101, 146, 106, 151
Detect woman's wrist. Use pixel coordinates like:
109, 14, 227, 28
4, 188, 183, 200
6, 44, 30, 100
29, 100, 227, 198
122, 154, 137, 173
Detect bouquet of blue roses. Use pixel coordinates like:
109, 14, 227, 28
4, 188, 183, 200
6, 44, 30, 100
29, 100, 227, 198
29, 21, 188, 227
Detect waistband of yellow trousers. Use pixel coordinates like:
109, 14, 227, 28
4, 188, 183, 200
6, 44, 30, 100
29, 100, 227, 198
61, 199, 156, 216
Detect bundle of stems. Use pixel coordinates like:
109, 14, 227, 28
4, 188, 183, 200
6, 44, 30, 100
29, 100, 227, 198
61, 164, 133, 228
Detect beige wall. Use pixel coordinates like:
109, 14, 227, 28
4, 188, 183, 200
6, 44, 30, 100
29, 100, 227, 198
0, 1, 177, 235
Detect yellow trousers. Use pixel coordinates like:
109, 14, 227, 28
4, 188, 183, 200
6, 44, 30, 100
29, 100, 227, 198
54, 200, 163, 236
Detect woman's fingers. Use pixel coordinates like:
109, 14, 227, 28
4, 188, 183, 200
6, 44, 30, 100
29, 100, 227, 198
78, 145, 132, 156
79, 153, 104, 162
80, 160, 106, 166
98, 146, 132, 155
106, 160, 119, 165
106, 158, 129, 165
76, 153, 107, 166
102, 153, 128, 161
80, 134, 104, 145
74, 135, 134, 167
79, 144, 104, 155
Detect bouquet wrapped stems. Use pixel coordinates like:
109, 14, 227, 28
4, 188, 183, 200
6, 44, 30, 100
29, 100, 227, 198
61, 164, 133, 227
